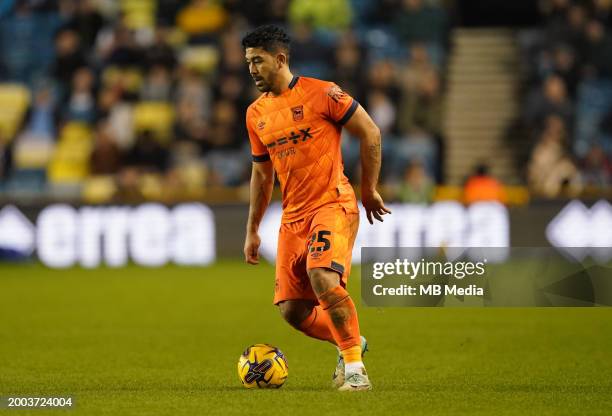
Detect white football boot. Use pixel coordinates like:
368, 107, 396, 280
332, 335, 369, 389
337, 367, 372, 392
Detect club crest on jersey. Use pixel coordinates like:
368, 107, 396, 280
257, 120, 266, 130
291, 105, 304, 121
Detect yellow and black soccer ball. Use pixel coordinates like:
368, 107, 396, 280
237, 344, 289, 389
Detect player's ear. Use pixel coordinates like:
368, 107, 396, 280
276, 52, 288, 68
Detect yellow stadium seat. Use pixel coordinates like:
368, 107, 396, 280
47, 123, 94, 184
133, 102, 174, 142
0, 83, 30, 141
121, 0, 155, 29
140, 173, 163, 200
82, 175, 118, 203
180, 46, 219, 74
102, 66, 143, 93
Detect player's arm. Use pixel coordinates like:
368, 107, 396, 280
344, 105, 391, 224
244, 159, 274, 264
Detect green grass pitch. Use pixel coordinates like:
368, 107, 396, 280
0, 261, 611, 415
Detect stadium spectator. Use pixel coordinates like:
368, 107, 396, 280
549, 46, 580, 98
367, 90, 396, 137
524, 75, 573, 130
173, 97, 211, 153
396, 161, 434, 203
591, 0, 612, 26
520, 1, 612, 192
527, 115, 582, 197
140, 65, 173, 102
144, 28, 178, 71
90, 120, 121, 175
0, 133, 12, 185
218, 29, 248, 75
289, 22, 332, 79
463, 164, 506, 204
175, 66, 212, 122
541, 0, 573, 46
400, 43, 439, 92
332, 31, 367, 102
25, 85, 57, 140
580, 144, 611, 186
104, 26, 144, 68
556, 3, 587, 51
582, 19, 612, 79
51, 29, 87, 94
124, 129, 169, 173
367, 59, 401, 105
393, 0, 449, 49
64, 0, 105, 51
65, 67, 96, 123
398, 69, 443, 136
97, 86, 134, 150
389, 128, 437, 183
0, 1, 39, 84
0, 0, 452, 200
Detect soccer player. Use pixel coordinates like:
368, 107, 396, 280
242, 25, 390, 391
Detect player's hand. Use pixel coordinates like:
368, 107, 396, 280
362, 189, 392, 224
244, 232, 261, 265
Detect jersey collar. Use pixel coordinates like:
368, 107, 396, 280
288, 76, 300, 89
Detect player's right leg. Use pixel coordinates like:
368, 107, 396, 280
308, 267, 372, 391
306, 204, 371, 391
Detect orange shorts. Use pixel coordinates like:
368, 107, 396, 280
273, 202, 359, 305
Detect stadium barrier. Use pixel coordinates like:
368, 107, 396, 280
0, 200, 610, 268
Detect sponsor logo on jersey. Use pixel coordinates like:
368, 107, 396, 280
265, 127, 313, 149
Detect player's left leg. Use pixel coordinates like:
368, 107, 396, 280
277, 299, 336, 344
307, 267, 371, 391
274, 220, 337, 345
305, 204, 370, 391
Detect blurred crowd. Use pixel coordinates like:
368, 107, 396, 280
0, 0, 450, 202
521, 0, 612, 198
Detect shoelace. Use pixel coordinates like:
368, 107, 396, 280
346, 373, 363, 384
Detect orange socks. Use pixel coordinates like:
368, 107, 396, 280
298, 306, 336, 344
342, 345, 362, 363
316, 285, 361, 353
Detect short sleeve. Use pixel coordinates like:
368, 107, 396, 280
246, 110, 270, 162
323, 83, 359, 125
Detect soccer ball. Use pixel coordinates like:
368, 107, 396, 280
237, 344, 288, 389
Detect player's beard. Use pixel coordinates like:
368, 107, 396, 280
253, 72, 276, 92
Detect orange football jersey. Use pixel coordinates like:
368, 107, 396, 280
246, 76, 359, 223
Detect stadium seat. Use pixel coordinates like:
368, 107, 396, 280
0, 84, 31, 141
140, 173, 163, 200
82, 175, 118, 203
180, 46, 220, 74
120, 0, 155, 30
47, 122, 93, 184
13, 137, 55, 169
4, 169, 46, 193
102, 67, 144, 95
133, 102, 175, 142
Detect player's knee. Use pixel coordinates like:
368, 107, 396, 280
308, 267, 340, 296
278, 301, 313, 329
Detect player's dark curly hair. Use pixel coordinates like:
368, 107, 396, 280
241, 25, 291, 59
